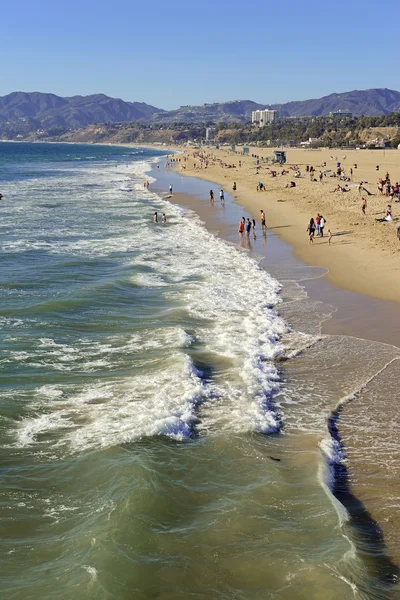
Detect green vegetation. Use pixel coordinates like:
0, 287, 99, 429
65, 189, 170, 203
1, 114, 400, 148
212, 113, 400, 147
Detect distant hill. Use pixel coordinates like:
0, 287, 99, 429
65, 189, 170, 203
154, 89, 400, 123
1, 89, 400, 141
152, 100, 266, 124
0, 91, 164, 128
274, 88, 400, 118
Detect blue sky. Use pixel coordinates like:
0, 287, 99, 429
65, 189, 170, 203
1, 0, 398, 109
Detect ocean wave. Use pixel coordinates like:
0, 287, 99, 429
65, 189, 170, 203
3, 152, 287, 452
14, 352, 209, 451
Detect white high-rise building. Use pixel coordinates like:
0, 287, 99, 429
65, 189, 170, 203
251, 109, 278, 126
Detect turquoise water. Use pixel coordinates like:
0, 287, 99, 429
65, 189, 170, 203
0, 142, 398, 599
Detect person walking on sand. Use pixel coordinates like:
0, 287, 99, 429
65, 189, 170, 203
362, 197, 367, 215
328, 229, 332, 245
220, 189, 225, 202
153, 212, 158, 223
209, 189, 214, 203
307, 218, 316, 243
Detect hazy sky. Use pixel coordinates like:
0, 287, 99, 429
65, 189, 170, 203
1, 0, 398, 109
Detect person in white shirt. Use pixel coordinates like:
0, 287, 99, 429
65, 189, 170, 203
319, 216, 326, 237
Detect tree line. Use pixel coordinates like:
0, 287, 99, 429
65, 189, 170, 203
1, 113, 399, 148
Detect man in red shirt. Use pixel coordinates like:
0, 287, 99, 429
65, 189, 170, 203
316, 214, 321, 236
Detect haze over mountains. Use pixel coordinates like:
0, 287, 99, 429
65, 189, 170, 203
0, 89, 400, 135
153, 89, 400, 123
0, 92, 163, 128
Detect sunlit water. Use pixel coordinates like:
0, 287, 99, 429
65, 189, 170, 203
0, 142, 399, 599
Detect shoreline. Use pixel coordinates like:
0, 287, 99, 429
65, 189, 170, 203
152, 159, 400, 570
171, 147, 400, 308
154, 158, 400, 349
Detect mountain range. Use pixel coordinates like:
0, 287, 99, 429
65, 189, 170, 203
0, 92, 164, 129
0, 89, 400, 135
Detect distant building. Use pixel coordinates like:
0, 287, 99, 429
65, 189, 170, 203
251, 109, 278, 126
205, 127, 214, 141
300, 137, 321, 147
203, 126, 215, 145
329, 110, 352, 118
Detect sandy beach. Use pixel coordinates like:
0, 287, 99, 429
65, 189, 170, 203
170, 147, 400, 306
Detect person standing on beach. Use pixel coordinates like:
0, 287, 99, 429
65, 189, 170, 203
362, 197, 367, 214
328, 229, 332, 245
315, 214, 321, 236
169, 184, 173, 194
246, 218, 252, 236
319, 215, 325, 237
238, 218, 245, 236
220, 189, 225, 202
260, 210, 266, 232
209, 189, 214, 203
252, 218, 256, 239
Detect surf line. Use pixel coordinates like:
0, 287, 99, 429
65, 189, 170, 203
325, 356, 400, 589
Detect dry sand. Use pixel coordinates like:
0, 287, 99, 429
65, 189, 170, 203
171, 147, 400, 305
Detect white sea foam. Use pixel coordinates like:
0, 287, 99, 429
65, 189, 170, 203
5, 155, 287, 452
319, 435, 347, 489
82, 565, 98, 581
15, 352, 208, 450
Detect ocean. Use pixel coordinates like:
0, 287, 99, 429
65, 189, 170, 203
0, 142, 399, 600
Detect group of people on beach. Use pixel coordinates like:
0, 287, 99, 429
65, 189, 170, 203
307, 214, 331, 244
166, 150, 400, 249
238, 209, 267, 239
377, 173, 400, 201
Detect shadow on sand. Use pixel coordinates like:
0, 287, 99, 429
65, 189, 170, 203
331, 230, 354, 237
